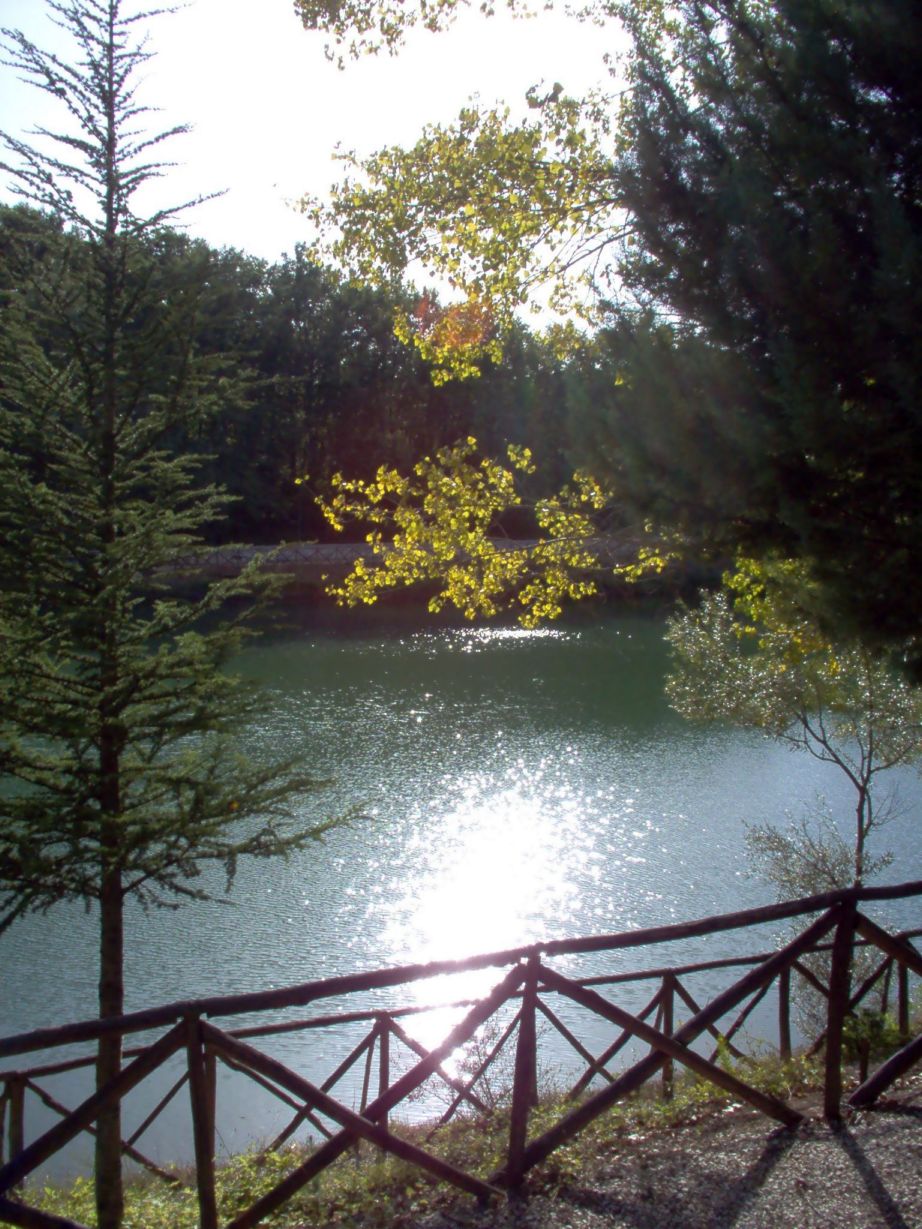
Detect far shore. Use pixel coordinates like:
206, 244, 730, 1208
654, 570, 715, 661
160, 537, 720, 593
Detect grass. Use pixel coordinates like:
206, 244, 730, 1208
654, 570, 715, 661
28, 1047, 834, 1229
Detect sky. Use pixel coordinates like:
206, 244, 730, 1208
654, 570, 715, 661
0, 0, 612, 264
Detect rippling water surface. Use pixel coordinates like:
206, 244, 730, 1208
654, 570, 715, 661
3, 611, 920, 1171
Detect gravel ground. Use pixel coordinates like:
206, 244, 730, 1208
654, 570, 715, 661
409, 1077, 922, 1229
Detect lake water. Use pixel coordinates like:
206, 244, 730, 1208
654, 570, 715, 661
3, 609, 921, 1175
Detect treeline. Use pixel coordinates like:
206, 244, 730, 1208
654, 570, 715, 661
0, 204, 612, 544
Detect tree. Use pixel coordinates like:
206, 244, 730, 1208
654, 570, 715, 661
0, 5, 329, 1225
664, 560, 922, 889
296, 0, 922, 668
315, 437, 614, 625
666, 559, 922, 1035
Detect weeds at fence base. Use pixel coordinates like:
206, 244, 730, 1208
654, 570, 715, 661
28, 1048, 846, 1229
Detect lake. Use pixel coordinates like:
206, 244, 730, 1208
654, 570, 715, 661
2, 608, 921, 1174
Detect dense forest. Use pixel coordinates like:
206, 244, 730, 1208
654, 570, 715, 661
0, 203, 617, 545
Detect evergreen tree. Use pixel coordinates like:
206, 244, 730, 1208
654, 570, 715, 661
607, 0, 922, 662
0, 4, 328, 1224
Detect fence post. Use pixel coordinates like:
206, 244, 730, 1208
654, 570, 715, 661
898, 963, 910, 1039
824, 902, 857, 1121
205, 1046, 217, 1150
185, 1014, 218, 1229
778, 965, 792, 1061
8, 1079, 24, 1188
359, 1022, 377, 1116
660, 976, 675, 1101
378, 1016, 391, 1133
878, 957, 893, 1017
507, 954, 539, 1188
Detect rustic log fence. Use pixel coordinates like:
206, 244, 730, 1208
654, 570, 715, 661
0, 881, 920, 1228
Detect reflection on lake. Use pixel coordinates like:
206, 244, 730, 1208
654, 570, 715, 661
2, 611, 920, 1171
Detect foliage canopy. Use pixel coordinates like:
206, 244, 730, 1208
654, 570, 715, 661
297, 0, 922, 665
316, 437, 613, 624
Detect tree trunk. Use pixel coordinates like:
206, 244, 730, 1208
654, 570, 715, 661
96, 10, 124, 1219
854, 782, 869, 887
95, 860, 124, 1229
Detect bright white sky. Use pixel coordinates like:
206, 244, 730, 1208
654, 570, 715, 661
0, 0, 612, 264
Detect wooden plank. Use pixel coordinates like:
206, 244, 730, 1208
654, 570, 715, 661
387, 1018, 489, 1116
435, 1011, 519, 1128
567, 987, 662, 1099
507, 959, 539, 1185
708, 980, 772, 1062
321, 1031, 375, 1094
255, 1028, 380, 1155
824, 903, 856, 1121
849, 956, 891, 1013
185, 1017, 218, 1229
205, 1049, 217, 1131
359, 1025, 376, 1115
794, 960, 830, 999
535, 999, 614, 1085
8, 1081, 24, 1180
219, 1052, 304, 1113
0, 1196, 91, 1228
378, 1018, 390, 1133
126, 1072, 189, 1148
540, 881, 922, 960
264, 1102, 333, 1155
899, 964, 910, 1037
23, 1080, 178, 1186
221, 963, 526, 1229
569, 929, 918, 996
0, 947, 535, 1062
878, 958, 894, 1017
854, 916, 922, 979
228, 998, 479, 1044
203, 1024, 501, 1213
0, 1023, 185, 1197
8, 1086, 23, 1170
779, 966, 792, 1061
660, 976, 675, 1101
537, 967, 803, 1128
806, 956, 894, 1063
849, 1031, 922, 1107
673, 979, 745, 1061
6, 883, 922, 1065
516, 910, 836, 1176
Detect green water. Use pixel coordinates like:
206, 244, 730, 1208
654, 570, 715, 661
3, 612, 920, 1171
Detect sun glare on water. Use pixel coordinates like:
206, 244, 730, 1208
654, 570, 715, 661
379, 770, 587, 1052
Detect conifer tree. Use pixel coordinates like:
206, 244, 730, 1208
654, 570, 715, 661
0, 4, 328, 1224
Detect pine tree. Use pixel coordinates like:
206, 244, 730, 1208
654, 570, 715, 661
0, 4, 328, 1224
607, 0, 922, 661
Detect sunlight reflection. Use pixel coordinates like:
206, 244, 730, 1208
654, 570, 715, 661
412, 624, 573, 656
380, 771, 585, 1054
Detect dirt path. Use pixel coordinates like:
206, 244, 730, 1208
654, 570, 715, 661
407, 1079, 922, 1229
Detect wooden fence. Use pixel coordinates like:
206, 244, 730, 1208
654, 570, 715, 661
0, 880, 920, 1229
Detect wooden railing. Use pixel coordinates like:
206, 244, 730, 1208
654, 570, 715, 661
0, 881, 920, 1229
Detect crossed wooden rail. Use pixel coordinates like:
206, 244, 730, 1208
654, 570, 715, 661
0, 881, 920, 1229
